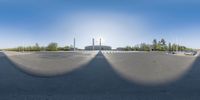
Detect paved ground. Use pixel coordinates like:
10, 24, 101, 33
0, 51, 200, 100
4, 51, 97, 76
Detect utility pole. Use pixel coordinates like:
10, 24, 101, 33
74, 38, 76, 51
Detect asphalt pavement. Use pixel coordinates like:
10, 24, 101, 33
0, 51, 200, 100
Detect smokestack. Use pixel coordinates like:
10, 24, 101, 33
92, 38, 95, 51
74, 38, 75, 51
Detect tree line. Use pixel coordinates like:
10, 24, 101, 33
4, 42, 73, 52
3, 39, 194, 52
124, 38, 193, 51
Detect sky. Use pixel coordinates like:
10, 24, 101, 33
0, 0, 200, 49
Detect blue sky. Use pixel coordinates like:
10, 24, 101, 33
0, 0, 200, 49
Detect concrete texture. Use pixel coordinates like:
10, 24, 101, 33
0, 51, 200, 100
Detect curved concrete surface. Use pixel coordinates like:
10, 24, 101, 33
104, 52, 197, 85
4, 51, 97, 77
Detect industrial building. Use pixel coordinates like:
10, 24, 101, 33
85, 45, 112, 50
84, 38, 112, 50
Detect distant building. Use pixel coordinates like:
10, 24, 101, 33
116, 47, 126, 51
85, 45, 112, 50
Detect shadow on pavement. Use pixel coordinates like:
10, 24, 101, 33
170, 55, 200, 93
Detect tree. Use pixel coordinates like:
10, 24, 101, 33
64, 46, 70, 51
172, 44, 177, 51
132, 45, 140, 51
157, 41, 162, 51
168, 43, 172, 51
158, 39, 167, 51
125, 46, 132, 51
140, 43, 150, 51
40, 46, 46, 51
17, 46, 24, 52
31, 43, 40, 51
160, 38, 166, 45
35, 43, 40, 51
46, 43, 58, 51
58, 46, 70, 51
152, 39, 157, 51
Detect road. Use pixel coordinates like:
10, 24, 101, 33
0, 51, 200, 100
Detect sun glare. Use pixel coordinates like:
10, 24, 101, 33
65, 11, 148, 48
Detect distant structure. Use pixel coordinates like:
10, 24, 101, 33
85, 38, 111, 50
116, 47, 126, 51
73, 38, 76, 51
85, 45, 111, 50
92, 38, 95, 50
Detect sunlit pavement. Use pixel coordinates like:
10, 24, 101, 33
0, 51, 200, 100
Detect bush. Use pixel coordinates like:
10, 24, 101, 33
58, 46, 70, 51
46, 43, 58, 51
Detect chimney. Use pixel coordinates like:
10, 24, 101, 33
92, 38, 95, 50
